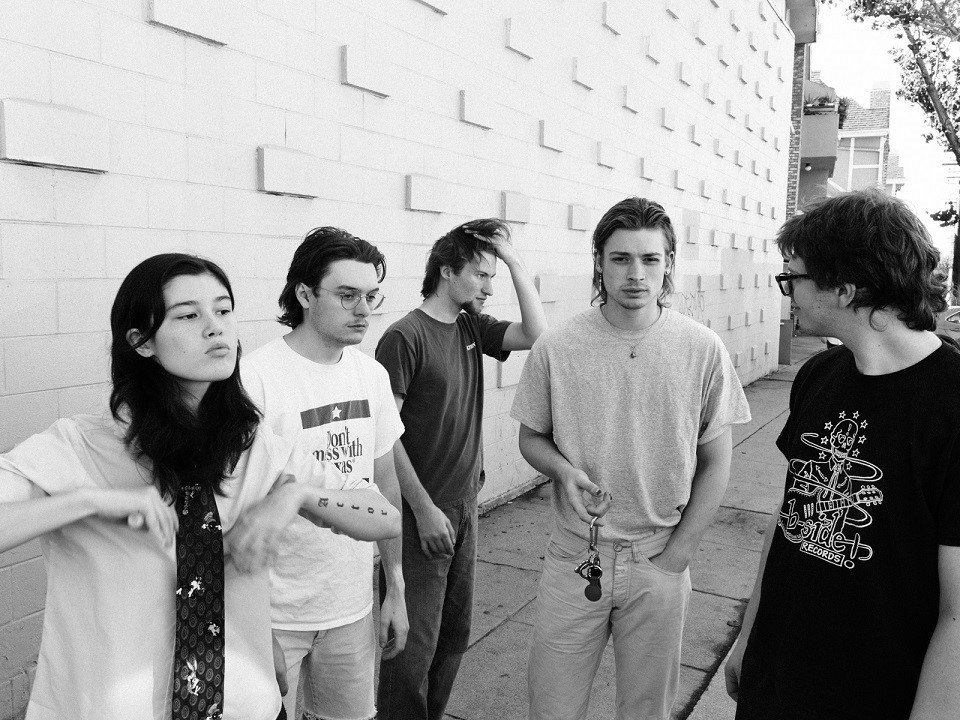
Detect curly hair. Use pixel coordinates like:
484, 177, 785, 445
421, 219, 509, 298
777, 189, 947, 331
591, 197, 677, 306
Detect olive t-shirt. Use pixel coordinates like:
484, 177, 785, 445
375, 309, 510, 506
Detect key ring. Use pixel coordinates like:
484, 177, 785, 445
589, 515, 599, 551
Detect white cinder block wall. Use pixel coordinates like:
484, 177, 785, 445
0, 0, 793, 713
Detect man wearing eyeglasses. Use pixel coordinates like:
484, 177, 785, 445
241, 227, 407, 720
726, 190, 960, 720
375, 219, 547, 720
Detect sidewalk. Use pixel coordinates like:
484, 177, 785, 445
376, 335, 826, 720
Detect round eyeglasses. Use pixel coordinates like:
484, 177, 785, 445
317, 287, 386, 311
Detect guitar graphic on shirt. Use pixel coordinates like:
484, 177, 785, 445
810, 486, 883, 515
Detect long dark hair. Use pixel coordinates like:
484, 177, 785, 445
109, 254, 261, 501
278, 226, 386, 328
778, 189, 947, 331
591, 197, 677, 306
421, 219, 507, 298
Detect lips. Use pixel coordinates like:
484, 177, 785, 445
348, 323, 368, 330
206, 343, 231, 356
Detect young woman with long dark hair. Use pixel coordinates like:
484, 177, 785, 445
0, 253, 400, 720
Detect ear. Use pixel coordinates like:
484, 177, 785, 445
665, 251, 675, 276
836, 282, 857, 308
126, 329, 155, 358
295, 283, 313, 310
440, 265, 454, 281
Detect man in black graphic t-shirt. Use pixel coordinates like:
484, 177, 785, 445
725, 190, 960, 720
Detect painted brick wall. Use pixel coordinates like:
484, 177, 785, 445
0, 1, 794, 714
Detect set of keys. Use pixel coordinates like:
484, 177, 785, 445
574, 516, 603, 601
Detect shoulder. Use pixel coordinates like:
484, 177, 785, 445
535, 309, 596, 349
241, 336, 286, 371
664, 309, 721, 345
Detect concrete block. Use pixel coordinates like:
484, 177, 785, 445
660, 107, 676, 131
0, 567, 11, 624
764, 49, 774, 68
740, 194, 749, 210
726, 98, 737, 119
187, 136, 254, 188
149, 0, 229, 45
713, 138, 725, 158
688, 124, 702, 146
734, 351, 742, 366
0, 390, 59, 452
622, 84, 640, 113
0, 100, 108, 173
405, 174, 446, 213
673, 169, 688, 191
766, 166, 774, 182
765, 340, 772, 355
642, 36, 664, 65
597, 141, 615, 169
740, 275, 747, 290
56, 280, 120, 334
0, 0, 100, 62
755, 273, 761, 288
759, 1, 770, 21
710, 229, 721, 247
729, 8, 741, 30
602, 1, 624, 34
665, 0, 681, 19
572, 57, 598, 90
738, 64, 749, 85
774, 135, 781, 151
778, 65, 785, 82
703, 82, 718, 105
110, 123, 187, 181
539, 120, 564, 152
101, 12, 185, 84
413, 0, 450, 13
501, 191, 530, 224
721, 188, 733, 206
699, 179, 713, 199
257, 60, 314, 115
256, 145, 320, 198
568, 204, 591, 231
719, 274, 727, 290
693, 22, 709, 45
11, 557, 45, 620
0, 224, 104, 280
677, 61, 691, 86
751, 158, 760, 175
340, 45, 393, 98
749, 31, 760, 51
754, 80, 764, 99
0, 39, 51, 102
0, 281, 57, 338
3, 332, 109, 394
734, 149, 745, 167
504, 18, 537, 59
717, 43, 730, 67
749, 236, 758, 251
638, 156, 659, 182
685, 226, 699, 244
459, 90, 496, 130
731, 232, 741, 249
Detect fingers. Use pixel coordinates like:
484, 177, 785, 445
419, 537, 435, 560
724, 664, 739, 701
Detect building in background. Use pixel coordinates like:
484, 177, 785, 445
830, 83, 904, 194
0, 1, 796, 713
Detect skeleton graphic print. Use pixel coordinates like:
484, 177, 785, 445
777, 410, 884, 569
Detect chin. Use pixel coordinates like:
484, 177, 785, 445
461, 302, 481, 316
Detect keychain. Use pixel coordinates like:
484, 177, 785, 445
575, 516, 603, 601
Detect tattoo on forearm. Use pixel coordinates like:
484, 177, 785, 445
317, 497, 389, 516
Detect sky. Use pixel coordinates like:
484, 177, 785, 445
810, 3, 959, 257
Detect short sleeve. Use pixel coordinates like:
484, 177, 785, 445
509, 339, 553, 435
937, 436, 960, 546
239, 358, 267, 411
375, 328, 417, 399
775, 356, 814, 457
373, 361, 404, 458
698, 342, 752, 444
477, 313, 512, 362
0, 419, 95, 498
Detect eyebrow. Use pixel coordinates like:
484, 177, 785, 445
608, 251, 663, 258
166, 295, 232, 312
333, 284, 380, 292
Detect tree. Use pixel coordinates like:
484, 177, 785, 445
828, 0, 960, 298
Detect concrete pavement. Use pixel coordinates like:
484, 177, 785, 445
374, 335, 826, 720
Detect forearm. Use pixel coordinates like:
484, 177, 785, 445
0, 490, 98, 552
909, 613, 960, 719
374, 460, 405, 593
297, 485, 401, 541
734, 510, 779, 649
392, 440, 435, 515
504, 257, 547, 344
518, 426, 577, 484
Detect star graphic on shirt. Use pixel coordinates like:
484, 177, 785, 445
858, 436, 866, 444
853, 411, 859, 419
850, 450, 860, 458
331, 406, 342, 419
861, 420, 868, 428
824, 422, 833, 430
819, 452, 826, 459
821, 436, 829, 445
839, 411, 846, 419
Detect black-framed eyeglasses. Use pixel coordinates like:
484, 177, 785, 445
774, 272, 812, 297
317, 287, 386, 311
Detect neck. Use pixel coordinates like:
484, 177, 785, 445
836, 312, 941, 375
284, 325, 344, 364
420, 292, 460, 323
600, 301, 662, 332
178, 380, 209, 413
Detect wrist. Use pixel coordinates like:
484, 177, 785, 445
382, 565, 405, 592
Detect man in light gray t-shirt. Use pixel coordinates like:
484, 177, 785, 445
511, 197, 750, 720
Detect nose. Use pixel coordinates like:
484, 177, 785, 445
354, 298, 372, 316
482, 278, 493, 296
204, 312, 225, 337
626, 259, 642, 281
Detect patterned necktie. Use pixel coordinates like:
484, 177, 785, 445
173, 483, 225, 720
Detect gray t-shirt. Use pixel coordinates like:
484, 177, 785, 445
511, 307, 751, 543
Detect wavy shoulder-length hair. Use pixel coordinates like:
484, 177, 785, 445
109, 253, 261, 500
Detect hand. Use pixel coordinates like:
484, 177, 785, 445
413, 502, 456, 559
272, 632, 289, 697
92, 486, 178, 548
379, 585, 409, 660
724, 637, 746, 701
469, 228, 519, 265
558, 469, 612, 524
224, 476, 302, 574
648, 548, 690, 574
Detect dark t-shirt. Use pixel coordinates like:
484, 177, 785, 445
375, 309, 510, 506
736, 341, 960, 720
